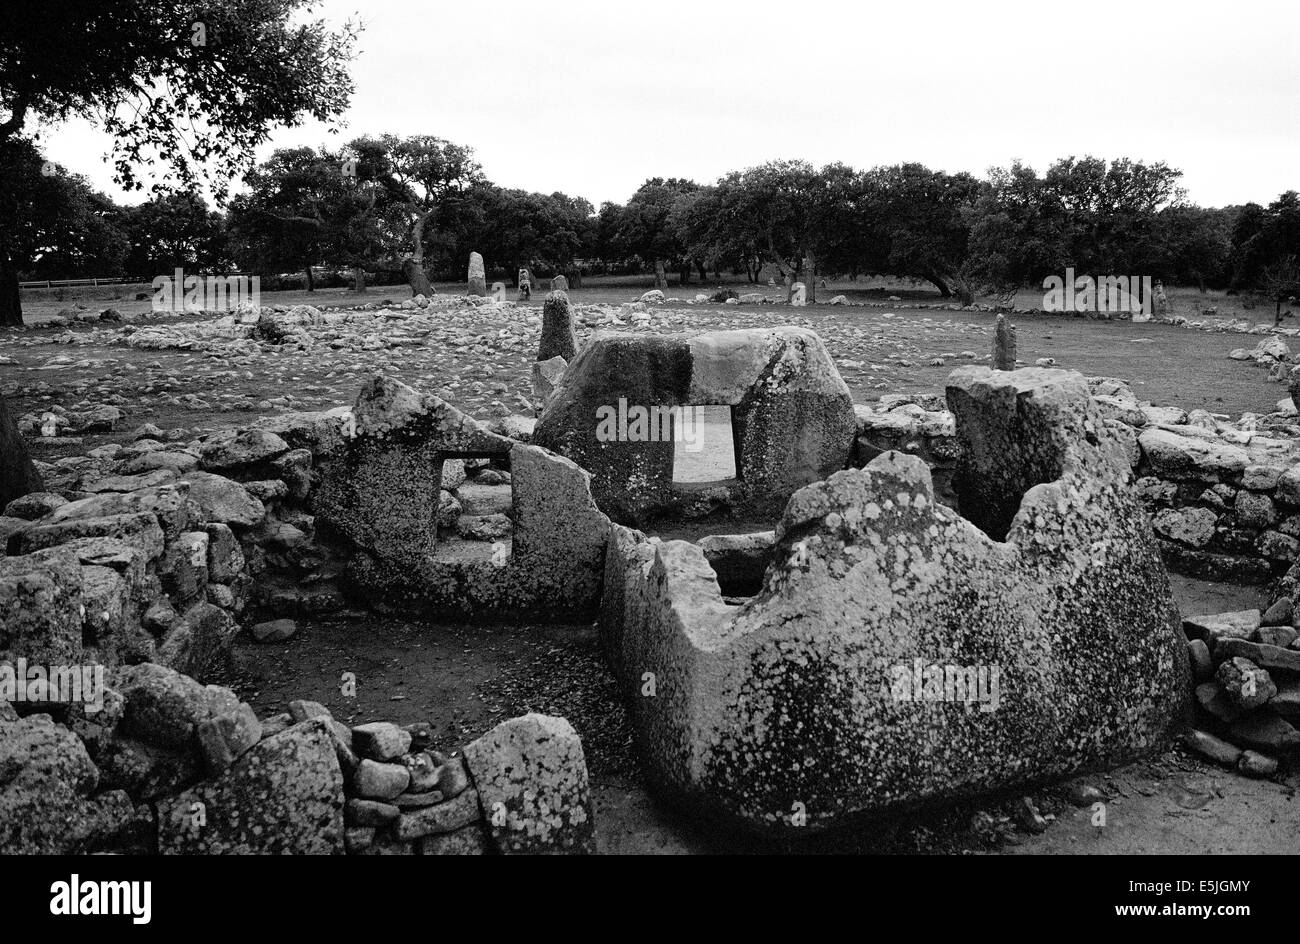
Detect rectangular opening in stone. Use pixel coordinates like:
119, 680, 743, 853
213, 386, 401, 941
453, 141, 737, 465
671, 405, 738, 484
434, 451, 514, 563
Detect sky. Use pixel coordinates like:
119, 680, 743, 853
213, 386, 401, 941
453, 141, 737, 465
29, 0, 1300, 210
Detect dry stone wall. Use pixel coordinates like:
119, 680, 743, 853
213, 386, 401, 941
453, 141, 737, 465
854, 378, 1300, 583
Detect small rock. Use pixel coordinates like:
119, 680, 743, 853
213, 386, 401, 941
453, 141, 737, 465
1015, 796, 1049, 833
351, 722, 412, 761
1184, 729, 1243, 766
287, 699, 331, 723
345, 798, 400, 826
1187, 639, 1213, 681
352, 759, 409, 800
1215, 657, 1277, 709
1262, 598, 1293, 626
393, 788, 480, 840
250, 618, 297, 643
1063, 783, 1106, 807
1236, 750, 1279, 778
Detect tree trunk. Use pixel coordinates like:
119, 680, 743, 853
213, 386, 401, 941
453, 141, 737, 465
352, 266, 366, 293
801, 252, 816, 304
304, 267, 314, 292
696, 261, 708, 282
402, 257, 434, 297
925, 273, 953, 298
679, 263, 691, 286
654, 259, 667, 289
0, 253, 22, 327
0, 396, 42, 509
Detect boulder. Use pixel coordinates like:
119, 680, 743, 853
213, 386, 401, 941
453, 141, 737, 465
0, 549, 84, 663
464, 714, 594, 853
3, 491, 67, 520
177, 472, 266, 528
1138, 428, 1249, 482
155, 603, 240, 678
199, 428, 289, 473
156, 718, 345, 854
0, 714, 134, 853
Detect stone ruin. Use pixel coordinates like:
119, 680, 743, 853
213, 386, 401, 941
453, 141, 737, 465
5, 318, 1298, 851
601, 367, 1187, 831
312, 376, 610, 620
533, 326, 856, 525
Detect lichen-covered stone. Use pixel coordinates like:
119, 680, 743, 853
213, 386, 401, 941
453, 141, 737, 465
463, 714, 593, 854
156, 718, 345, 854
154, 603, 239, 679
177, 472, 266, 529
538, 291, 577, 362
602, 367, 1188, 832
535, 327, 854, 525
0, 714, 135, 853
0, 549, 84, 663
198, 428, 290, 473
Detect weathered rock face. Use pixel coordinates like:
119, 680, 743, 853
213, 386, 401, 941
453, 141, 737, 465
463, 714, 594, 854
0, 713, 135, 854
0, 549, 85, 664
534, 326, 855, 525
315, 376, 610, 620
538, 291, 577, 362
156, 718, 345, 854
602, 367, 1188, 832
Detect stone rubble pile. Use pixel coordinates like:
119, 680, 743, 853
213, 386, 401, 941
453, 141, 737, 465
0, 661, 592, 854
1181, 603, 1300, 777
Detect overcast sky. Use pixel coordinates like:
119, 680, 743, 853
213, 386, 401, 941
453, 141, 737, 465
31, 0, 1300, 209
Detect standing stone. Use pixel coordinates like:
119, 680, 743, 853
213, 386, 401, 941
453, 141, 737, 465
1153, 280, 1170, 316
467, 252, 487, 297
551, 274, 569, 293
789, 282, 807, 306
517, 268, 532, 301
538, 291, 577, 362
490, 281, 506, 303
993, 314, 1017, 370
